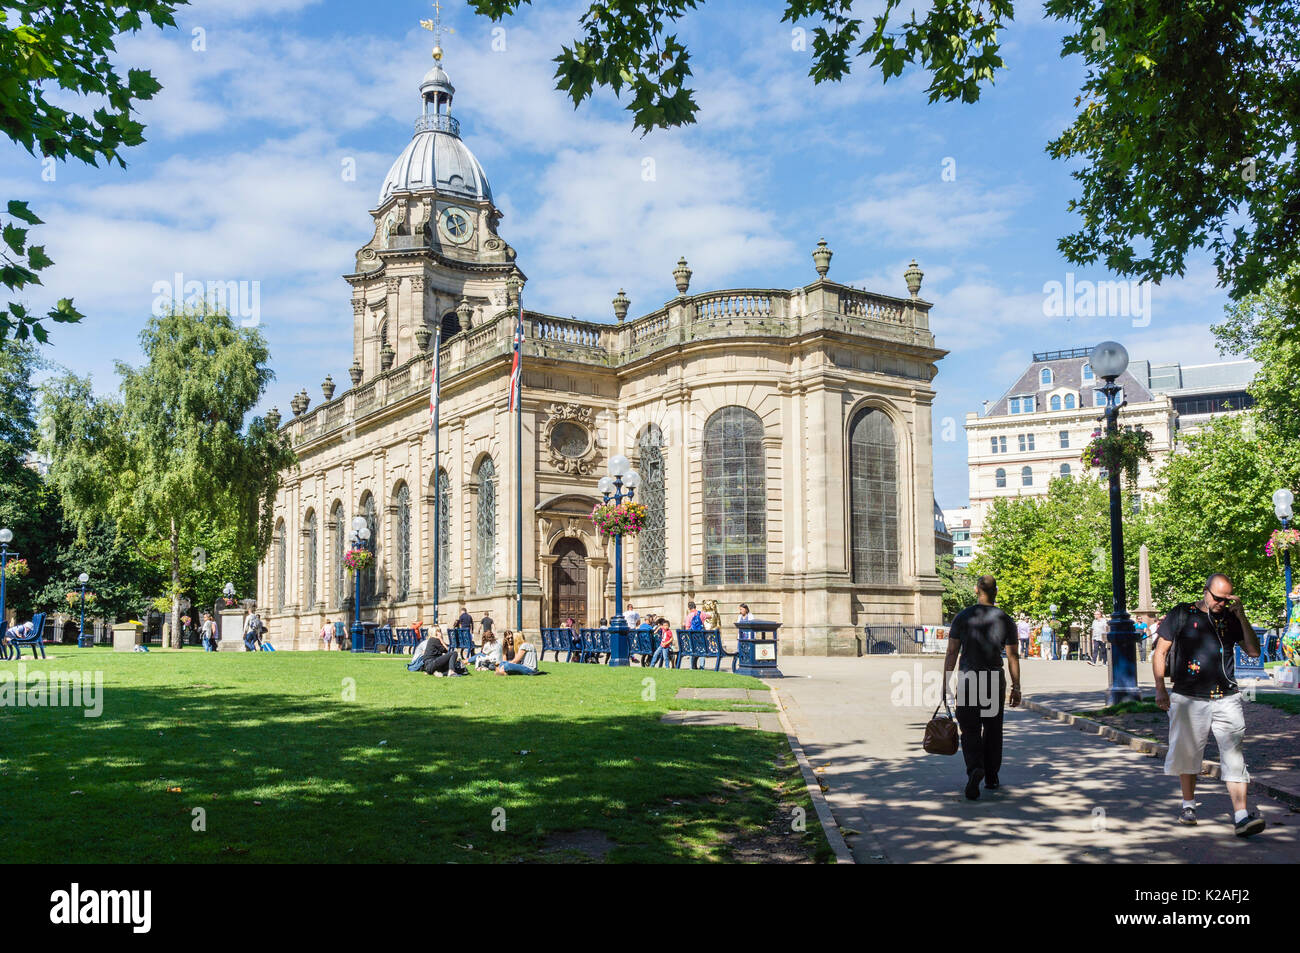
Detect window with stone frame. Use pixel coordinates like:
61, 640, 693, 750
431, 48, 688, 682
275, 520, 287, 610
703, 407, 767, 586
304, 510, 317, 611
331, 502, 345, 607
437, 469, 451, 600
848, 407, 900, 584
395, 483, 411, 602
360, 492, 379, 606
638, 425, 666, 589
476, 458, 496, 594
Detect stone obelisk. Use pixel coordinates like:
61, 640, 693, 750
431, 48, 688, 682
1136, 543, 1154, 615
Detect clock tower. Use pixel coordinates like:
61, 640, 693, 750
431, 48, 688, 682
345, 38, 521, 382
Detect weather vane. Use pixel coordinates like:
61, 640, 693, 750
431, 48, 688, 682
420, 1, 453, 61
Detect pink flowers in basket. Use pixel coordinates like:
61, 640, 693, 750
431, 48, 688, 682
591, 501, 648, 538
1266, 527, 1300, 558
343, 547, 374, 572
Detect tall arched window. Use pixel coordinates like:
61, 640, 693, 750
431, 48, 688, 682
434, 468, 451, 600
1021, 466, 1033, 487
476, 458, 496, 593
304, 510, 317, 611
1040, 368, 1053, 385
331, 501, 345, 608
703, 407, 767, 586
1064, 393, 1076, 409
360, 492, 378, 606
394, 483, 411, 602
274, 520, 287, 610
1050, 394, 1062, 411
848, 407, 899, 584
638, 425, 665, 589
995, 468, 1006, 488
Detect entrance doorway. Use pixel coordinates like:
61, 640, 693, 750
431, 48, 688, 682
551, 538, 587, 627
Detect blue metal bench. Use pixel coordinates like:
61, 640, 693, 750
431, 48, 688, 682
391, 627, 420, 654
628, 627, 658, 665
540, 628, 577, 662
447, 627, 474, 659
674, 629, 730, 670
579, 627, 610, 663
375, 625, 394, 653
6, 612, 48, 660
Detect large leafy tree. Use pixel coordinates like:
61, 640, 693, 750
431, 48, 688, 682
936, 552, 977, 621
470, 0, 1299, 300
40, 307, 294, 647
1214, 264, 1300, 440
1, 0, 186, 343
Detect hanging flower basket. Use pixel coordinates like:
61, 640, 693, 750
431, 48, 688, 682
1266, 527, 1300, 560
4, 558, 29, 579
65, 591, 98, 606
591, 501, 649, 538
344, 548, 374, 572
1081, 426, 1153, 485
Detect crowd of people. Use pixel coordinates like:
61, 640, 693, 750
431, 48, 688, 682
1010, 610, 1157, 662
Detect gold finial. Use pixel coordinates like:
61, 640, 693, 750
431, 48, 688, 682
420, 1, 453, 61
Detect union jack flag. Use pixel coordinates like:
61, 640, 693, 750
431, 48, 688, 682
429, 326, 441, 431
508, 304, 524, 412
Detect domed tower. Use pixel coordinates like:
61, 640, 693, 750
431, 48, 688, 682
347, 39, 521, 381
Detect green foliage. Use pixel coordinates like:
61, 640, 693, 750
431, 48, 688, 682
0, 338, 41, 469
1045, 0, 1300, 299
469, 1, 1297, 300
936, 552, 976, 621
39, 307, 295, 646
0, 1, 186, 342
1214, 264, 1300, 441
32, 519, 164, 622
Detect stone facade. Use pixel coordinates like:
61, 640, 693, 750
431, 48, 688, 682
255, 56, 946, 655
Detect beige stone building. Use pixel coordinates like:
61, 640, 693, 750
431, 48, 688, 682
256, 56, 947, 655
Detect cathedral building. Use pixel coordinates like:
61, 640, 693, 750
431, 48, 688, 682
256, 51, 947, 656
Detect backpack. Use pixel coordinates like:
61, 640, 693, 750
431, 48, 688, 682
688, 610, 704, 631
1159, 603, 1193, 675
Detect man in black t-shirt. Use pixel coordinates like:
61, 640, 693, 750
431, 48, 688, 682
1153, 572, 1264, 836
943, 575, 1022, 800
456, 606, 473, 632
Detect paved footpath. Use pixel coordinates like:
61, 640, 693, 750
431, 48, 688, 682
775, 656, 1300, 864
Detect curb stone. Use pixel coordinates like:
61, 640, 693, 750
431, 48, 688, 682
1022, 696, 1300, 811
769, 684, 856, 864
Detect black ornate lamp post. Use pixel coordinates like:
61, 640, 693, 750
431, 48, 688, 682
349, 516, 371, 651
598, 455, 641, 667
0, 527, 15, 633
1091, 341, 1141, 705
77, 572, 90, 647
1273, 488, 1294, 622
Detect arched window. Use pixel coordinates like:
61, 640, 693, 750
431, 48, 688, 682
1064, 393, 1076, 409
394, 483, 411, 602
638, 425, 666, 589
703, 407, 767, 585
1060, 463, 1072, 478
1082, 363, 1094, 381
995, 468, 1006, 488
436, 469, 451, 600
1050, 394, 1061, 411
1040, 368, 1053, 385
476, 458, 496, 593
275, 520, 287, 610
848, 407, 899, 584
360, 491, 378, 606
441, 311, 460, 338
1021, 466, 1033, 487
304, 510, 317, 611
331, 501, 345, 608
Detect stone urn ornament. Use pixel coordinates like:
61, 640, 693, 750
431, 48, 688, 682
812, 239, 833, 278
612, 288, 630, 323
265, 406, 282, 430
673, 256, 692, 295
456, 296, 474, 332
380, 344, 396, 371
904, 259, 924, 298
414, 324, 431, 352
321, 374, 336, 401
349, 360, 363, 386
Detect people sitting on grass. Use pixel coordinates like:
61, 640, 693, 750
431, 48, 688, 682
495, 634, 540, 676
499, 629, 516, 665
407, 626, 436, 672
650, 617, 674, 668
468, 631, 501, 670
408, 626, 467, 676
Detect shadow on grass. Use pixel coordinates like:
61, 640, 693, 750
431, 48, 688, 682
0, 657, 823, 864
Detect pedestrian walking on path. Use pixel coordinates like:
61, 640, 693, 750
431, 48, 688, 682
1152, 572, 1265, 837
1089, 610, 1108, 665
943, 574, 1022, 800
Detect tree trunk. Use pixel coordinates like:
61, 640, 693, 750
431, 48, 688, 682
170, 517, 182, 650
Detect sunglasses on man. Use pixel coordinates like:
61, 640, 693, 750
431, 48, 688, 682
1205, 591, 1235, 605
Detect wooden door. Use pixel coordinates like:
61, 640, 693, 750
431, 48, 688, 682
551, 539, 587, 627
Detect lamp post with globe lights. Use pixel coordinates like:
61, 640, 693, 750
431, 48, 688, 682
349, 516, 372, 651
1091, 341, 1141, 705
1273, 488, 1294, 623
0, 528, 15, 631
78, 573, 91, 647
598, 454, 641, 667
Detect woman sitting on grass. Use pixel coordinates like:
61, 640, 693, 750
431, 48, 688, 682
496, 634, 540, 676
468, 632, 501, 670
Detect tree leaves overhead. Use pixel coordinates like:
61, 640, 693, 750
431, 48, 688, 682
0, 1, 186, 343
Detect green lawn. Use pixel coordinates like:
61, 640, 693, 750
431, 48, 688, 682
0, 649, 830, 863
1254, 692, 1300, 716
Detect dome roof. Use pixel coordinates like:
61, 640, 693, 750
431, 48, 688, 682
376, 58, 492, 208
378, 121, 493, 206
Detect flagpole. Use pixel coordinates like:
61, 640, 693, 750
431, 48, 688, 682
431, 326, 441, 627
516, 303, 524, 634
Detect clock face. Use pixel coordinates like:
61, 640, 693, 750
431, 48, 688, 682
438, 206, 474, 244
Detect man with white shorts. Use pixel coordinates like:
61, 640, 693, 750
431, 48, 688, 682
1153, 572, 1265, 837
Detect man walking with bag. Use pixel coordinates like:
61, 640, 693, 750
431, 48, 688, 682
943, 575, 1022, 800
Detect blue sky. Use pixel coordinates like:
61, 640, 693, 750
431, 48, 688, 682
2, 0, 1233, 507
